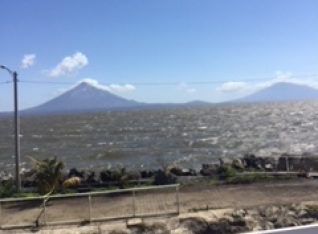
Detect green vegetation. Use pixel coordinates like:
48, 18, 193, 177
0, 179, 13, 198
11, 192, 39, 198
218, 165, 238, 179
27, 156, 65, 195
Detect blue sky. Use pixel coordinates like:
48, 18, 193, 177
1, 0, 318, 111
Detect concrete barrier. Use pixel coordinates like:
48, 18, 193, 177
242, 224, 318, 234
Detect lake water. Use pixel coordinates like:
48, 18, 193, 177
1, 101, 318, 173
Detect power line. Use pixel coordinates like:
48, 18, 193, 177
19, 80, 75, 85
0, 80, 12, 85
13, 73, 318, 86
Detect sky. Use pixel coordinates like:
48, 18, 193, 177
1, 0, 318, 111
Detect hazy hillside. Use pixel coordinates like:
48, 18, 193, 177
233, 82, 318, 103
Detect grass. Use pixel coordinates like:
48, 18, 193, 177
188, 205, 211, 212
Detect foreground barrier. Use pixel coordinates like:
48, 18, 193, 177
242, 224, 318, 234
0, 184, 179, 228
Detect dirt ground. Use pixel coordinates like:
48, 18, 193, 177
2, 179, 318, 227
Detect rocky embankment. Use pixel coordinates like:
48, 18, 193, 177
1, 152, 318, 191
4, 202, 318, 234
114, 203, 318, 234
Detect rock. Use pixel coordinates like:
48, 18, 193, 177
140, 170, 154, 178
154, 169, 177, 185
167, 217, 180, 230
171, 228, 193, 234
232, 209, 246, 218
165, 164, 178, 172
208, 220, 248, 234
299, 218, 315, 225
179, 217, 208, 234
100, 170, 113, 182
109, 229, 131, 234
230, 217, 246, 227
263, 221, 274, 230
296, 209, 308, 218
245, 209, 259, 217
252, 224, 264, 231
242, 215, 260, 231
146, 222, 169, 234
69, 168, 83, 178
220, 157, 232, 166
127, 218, 143, 227
208, 220, 233, 234
274, 216, 299, 228
129, 222, 169, 234
259, 206, 280, 219
305, 206, 318, 219
243, 154, 265, 170
166, 166, 182, 176
264, 164, 274, 171
243, 154, 257, 168
50, 226, 99, 234
232, 158, 244, 170
180, 168, 197, 176
200, 164, 218, 176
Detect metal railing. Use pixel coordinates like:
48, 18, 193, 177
0, 184, 179, 228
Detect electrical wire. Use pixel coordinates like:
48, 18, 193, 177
0, 80, 12, 85
17, 74, 318, 86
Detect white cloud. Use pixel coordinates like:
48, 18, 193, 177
48, 52, 88, 77
186, 88, 197, 94
274, 70, 293, 82
177, 82, 197, 94
74, 78, 136, 93
217, 71, 318, 95
218, 82, 250, 93
53, 78, 136, 96
21, 54, 36, 69
177, 82, 188, 90
109, 84, 136, 93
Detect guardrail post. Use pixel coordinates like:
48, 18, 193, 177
286, 156, 289, 171
176, 185, 180, 214
132, 190, 136, 217
43, 197, 47, 225
88, 195, 92, 222
0, 201, 2, 221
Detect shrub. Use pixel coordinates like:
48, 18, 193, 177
0, 179, 13, 198
217, 165, 237, 180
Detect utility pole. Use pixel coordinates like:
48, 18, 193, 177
0, 65, 21, 193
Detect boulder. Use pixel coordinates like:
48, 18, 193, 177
274, 216, 299, 228
264, 164, 274, 172
169, 167, 183, 176
262, 221, 274, 230
243, 154, 266, 170
200, 164, 218, 176
243, 154, 257, 169
232, 158, 244, 170
154, 169, 177, 185
140, 170, 154, 179
82, 170, 98, 183
100, 170, 113, 182
178, 217, 208, 234
69, 168, 83, 178
220, 157, 232, 166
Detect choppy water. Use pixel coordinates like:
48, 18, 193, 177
1, 101, 318, 173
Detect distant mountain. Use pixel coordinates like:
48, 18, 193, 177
232, 82, 318, 103
184, 100, 212, 106
23, 82, 145, 114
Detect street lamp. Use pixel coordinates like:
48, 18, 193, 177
0, 65, 21, 193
